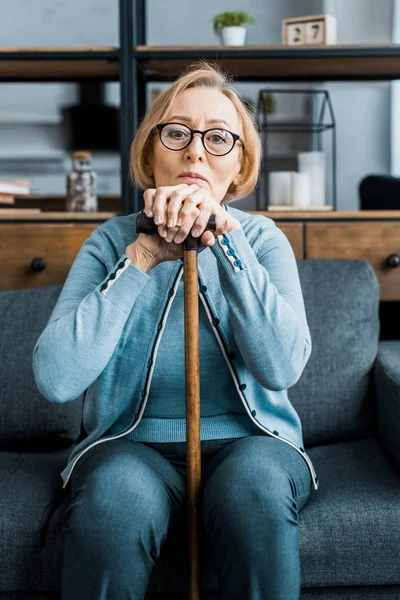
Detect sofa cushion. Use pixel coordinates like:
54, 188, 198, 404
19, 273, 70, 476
0, 448, 71, 593
289, 259, 380, 446
300, 437, 400, 588
0, 285, 83, 449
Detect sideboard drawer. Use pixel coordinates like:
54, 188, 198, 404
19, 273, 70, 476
306, 222, 400, 300
276, 223, 304, 259
0, 224, 98, 289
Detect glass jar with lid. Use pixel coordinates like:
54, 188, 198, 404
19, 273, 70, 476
66, 150, 98, 212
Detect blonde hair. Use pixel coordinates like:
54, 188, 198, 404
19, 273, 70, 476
129, 59, 262, 204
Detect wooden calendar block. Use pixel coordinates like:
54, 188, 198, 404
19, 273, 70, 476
286, 22, 305, 46
283, 15, 337, 46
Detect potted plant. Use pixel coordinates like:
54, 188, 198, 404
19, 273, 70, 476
213, 11, 255, 46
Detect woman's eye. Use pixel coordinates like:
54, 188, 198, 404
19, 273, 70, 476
209, 133, 226, 144
168, 129, 188, 139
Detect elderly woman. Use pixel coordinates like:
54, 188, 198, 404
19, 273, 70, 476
33, 60, 319, 600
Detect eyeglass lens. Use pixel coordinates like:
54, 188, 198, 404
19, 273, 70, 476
161, 124, 234, 155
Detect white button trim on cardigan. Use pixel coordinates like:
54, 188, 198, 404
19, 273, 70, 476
216, 234, 242, 272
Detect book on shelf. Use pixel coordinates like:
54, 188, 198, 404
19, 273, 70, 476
0, 179, 32, 196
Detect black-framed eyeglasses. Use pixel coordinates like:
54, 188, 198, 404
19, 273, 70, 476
152, 122, 245, 156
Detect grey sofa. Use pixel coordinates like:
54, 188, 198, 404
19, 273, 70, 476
1, 258, 399, 600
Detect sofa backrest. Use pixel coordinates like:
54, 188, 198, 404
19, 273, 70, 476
0, 259, 380, 451
0, 284, 82, 450
289, 259, 380, 446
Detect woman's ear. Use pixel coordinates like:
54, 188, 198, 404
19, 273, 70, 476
144, 163, 153, 179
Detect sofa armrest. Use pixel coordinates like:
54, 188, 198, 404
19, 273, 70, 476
373, 340, 400, 468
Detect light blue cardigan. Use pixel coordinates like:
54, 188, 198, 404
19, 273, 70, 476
32, 203, 319, 491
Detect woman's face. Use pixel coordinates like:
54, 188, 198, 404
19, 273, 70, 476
146, 88, 244, 204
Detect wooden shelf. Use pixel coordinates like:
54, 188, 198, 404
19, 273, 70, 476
0, 211, 119, 221
1, 209, 400, 222
135, 44, 400, 81
0, 47, 119, 81
1, 44, 400, 83
0, 194, 121, 213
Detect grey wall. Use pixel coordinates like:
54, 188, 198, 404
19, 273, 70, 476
146, 0, 320, 45
322, 0, 393, 210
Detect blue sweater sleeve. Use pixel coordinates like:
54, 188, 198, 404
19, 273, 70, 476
209, 223, 312, 391
32, 228, 151, 403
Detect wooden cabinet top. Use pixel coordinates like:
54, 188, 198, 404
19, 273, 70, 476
1, 210, 400, 222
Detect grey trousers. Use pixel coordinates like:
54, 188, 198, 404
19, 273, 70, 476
61, 435, 312, 600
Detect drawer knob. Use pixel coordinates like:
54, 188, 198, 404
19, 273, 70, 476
385, 253, 400, 268
30, 257, 47, 272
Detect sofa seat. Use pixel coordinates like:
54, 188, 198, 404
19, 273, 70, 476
1, 436, 399, 596
0, 449, 71, 594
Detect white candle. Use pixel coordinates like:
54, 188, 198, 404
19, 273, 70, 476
298, 151, 325, 206
292, 172, 311, 207
269, 171, 294, 206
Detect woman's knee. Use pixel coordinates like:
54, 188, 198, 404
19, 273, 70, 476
65, 446, 179, 543
202, 437, 297, 521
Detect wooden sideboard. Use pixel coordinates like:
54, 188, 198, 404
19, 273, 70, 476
1, 210, 400, 304
249, 211, 400, 303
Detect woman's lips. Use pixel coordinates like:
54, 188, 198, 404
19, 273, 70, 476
178, 176, 208, 185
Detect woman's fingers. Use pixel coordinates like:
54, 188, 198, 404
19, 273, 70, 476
143, 184, 189, 222
172, 206, 200, 243
143, 184, 222, 246
166, 184, 200, 227
152, 184, 197, 225
190, 199, 213, 238
201, 230, 215, 246
171, 189, 213, 242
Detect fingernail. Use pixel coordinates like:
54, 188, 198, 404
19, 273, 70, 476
147, 209, 153, 217
167, 218, 174, 227
177, 218, 183, 226
154, 215, 162, 224
174, 235, 183, 243
192, 228, 201, 237
161, 227, 167, 237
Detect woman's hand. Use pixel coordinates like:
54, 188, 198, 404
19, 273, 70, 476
129, 183, 241, 266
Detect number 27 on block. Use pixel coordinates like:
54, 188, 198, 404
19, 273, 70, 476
282, 15, 337, 46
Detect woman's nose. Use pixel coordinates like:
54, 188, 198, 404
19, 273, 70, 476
184, 133, 205, 158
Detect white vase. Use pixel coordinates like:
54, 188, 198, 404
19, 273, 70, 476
298, 152, 326, 207
220, 26, 246, 46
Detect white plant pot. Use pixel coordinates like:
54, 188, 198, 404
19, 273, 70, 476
220, 26, 247, 46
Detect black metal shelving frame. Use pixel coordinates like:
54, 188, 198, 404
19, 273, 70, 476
256, 89, 337, 210
2, 0, 400, 217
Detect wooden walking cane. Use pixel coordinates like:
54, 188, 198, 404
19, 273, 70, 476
136, 211, 217, 600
